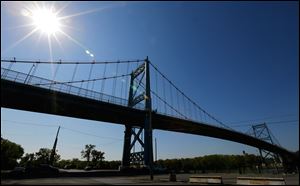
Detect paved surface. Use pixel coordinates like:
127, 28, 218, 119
1, 173, 299, 185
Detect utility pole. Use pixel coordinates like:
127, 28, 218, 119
50, 126, 60, 166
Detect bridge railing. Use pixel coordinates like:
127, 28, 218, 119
2, 67, 228, 128
1, 68, 144, 110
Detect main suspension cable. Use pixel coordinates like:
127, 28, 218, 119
1, 59, 144, 65
149, 62, 233, 130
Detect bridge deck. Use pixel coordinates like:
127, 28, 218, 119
1, 68, 297, 161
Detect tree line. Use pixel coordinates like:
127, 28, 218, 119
1, 137, 120, 170
155, 154, 271, 174
1, 137, 280, 173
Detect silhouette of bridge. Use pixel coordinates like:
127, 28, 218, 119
1, 57, 298, 172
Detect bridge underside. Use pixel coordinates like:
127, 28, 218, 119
1, 79, 297, 162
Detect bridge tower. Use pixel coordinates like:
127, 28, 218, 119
121, 57, 153, 171
252, 123, 281, 172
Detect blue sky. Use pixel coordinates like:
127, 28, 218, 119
1, 1, 299, 161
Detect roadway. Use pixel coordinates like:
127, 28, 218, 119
1, 173, 299, 185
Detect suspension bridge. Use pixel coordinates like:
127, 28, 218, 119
1, 57, 298, 172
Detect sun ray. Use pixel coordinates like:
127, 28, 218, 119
5, 23, 35, 31
58, 8, 100, 21
47, 35, 53, 62
36, 32, 44, 47
55, 1, 72, 16
49, 1, 56, 12
59, 30, 87, 50
59, 24, 81, 33
58, 2, 126, 21
53, 33, 64, 53
57, 5, 113, 21
3, 27, 39, 54
33, 1, 41, 11
47, 34, 56, 80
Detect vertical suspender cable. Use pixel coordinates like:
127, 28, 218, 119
86, 62, 94, 91
176, 90, 180, 118
198, 108, 202, 122
185, 98, 189, 119
53, 63, 60, 81
182, 93, 186, 118
162, 76, 167, 114
187, 100, 191, 120
3, 57, 16, 78
120, 64, 125, 100
24, 64, 35, 84
169, 82, 173, 115
125, 62, 130, 100
78, 70, 84, 95
112, 62, 119, 99
100, 63, 107, 99
186, 101, 190, 120
155, 69, 159, 112
189, 101, 192, 120
49, 63, 60, 89
28, 63, 39, 84
91, 65, 96, 92
193, 104, 197, 121
31, 63, 38, 76
69, 63, 78, 93
7, 58, 15, 70
191, 102, 194, 120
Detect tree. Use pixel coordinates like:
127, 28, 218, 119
19, 153, 36, 167
1, 137, 24, 170
81, 144, 95, 164
19, 148, 60, 168
91, 149, 105, 168
35, 148, 60, 165
91, 149, 105, 162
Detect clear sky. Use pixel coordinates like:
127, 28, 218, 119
1, 1, 299, 161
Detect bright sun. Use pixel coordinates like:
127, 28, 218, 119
30, 8, 61, 35
6, 2, 97, 60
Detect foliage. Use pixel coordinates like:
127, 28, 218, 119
81, 144, 95, 163
19, 153, 36, 167
35, 148, 60, 164
80, 144, 105, 168
1, 137, 24, 170
55, 159, 121, 170
91, 149, 105, 168
19, 148, 60, 167
91, 149, 105, 163
155, 154, 263, 173
2, 139, 273, 173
